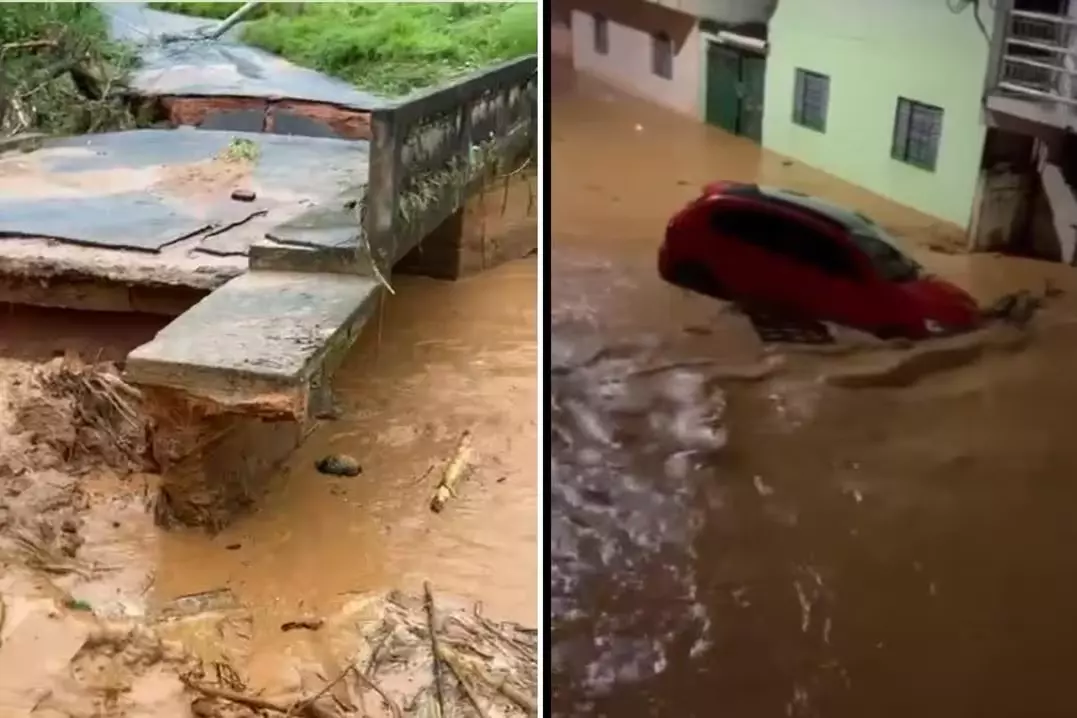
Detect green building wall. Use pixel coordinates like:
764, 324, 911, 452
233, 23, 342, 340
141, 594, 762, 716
762, 0, 995, 227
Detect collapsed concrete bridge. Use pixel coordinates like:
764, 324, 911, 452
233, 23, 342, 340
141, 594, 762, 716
0, 4, 537, 528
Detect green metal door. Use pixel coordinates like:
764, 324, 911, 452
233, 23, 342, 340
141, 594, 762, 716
739, 55, 766, 143
705, 44, 740, 134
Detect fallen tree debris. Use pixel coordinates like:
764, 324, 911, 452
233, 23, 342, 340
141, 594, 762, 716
182, 676, 293, 714
430, 430, 474, 512
982, 289, 1043, 328
424, 581, 448, 715
174, 587, 536, 718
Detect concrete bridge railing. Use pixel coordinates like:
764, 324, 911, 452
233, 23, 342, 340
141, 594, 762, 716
363, 55, 538, 277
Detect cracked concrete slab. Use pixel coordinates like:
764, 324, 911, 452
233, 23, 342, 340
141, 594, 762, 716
125, 271, 382, 415
0, 129, 369, 289
99, 2, 392, 108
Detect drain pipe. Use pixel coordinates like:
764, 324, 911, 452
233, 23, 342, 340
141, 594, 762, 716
158, 1, 261, 44
205, 1, 262, 40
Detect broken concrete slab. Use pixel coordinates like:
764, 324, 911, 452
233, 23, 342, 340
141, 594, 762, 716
0, 129, 371, 294
124, 270, 381, 418
0, 193, 213, 252
99, 2, 391, 109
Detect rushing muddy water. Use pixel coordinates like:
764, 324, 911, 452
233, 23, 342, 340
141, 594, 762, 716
0, 256, 537, 683
551, 61, 1077, 717
152, 263, 538, 642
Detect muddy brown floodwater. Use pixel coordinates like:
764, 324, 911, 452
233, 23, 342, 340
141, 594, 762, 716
152, 262, 539, 653
0, 257, 537, 693
551, 60, 1077, 718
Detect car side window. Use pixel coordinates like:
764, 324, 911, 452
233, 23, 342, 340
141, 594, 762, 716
711, 208, 860, 280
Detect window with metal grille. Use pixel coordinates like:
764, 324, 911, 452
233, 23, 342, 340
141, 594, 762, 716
652, 32, 673, 79
892, 98, 943, 172
792, 69, 829, 132
593, 13, 609, 55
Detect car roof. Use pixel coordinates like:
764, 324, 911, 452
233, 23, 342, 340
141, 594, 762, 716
724, 184, 877, 235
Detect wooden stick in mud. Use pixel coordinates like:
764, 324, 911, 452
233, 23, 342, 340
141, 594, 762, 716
430, 430, 474, 513
351, 665, 403, 718
183, 677, 337, 718
430, 430, 473, 514
437, 646, 493, 718
424, 581, 448, 717
494, 677, 538, 715
375, 287, 386, 361
354, 628, 395, 717
181, 677, 290, 714
286, 660, 352, 718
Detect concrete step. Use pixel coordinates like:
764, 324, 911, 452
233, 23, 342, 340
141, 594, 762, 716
124, 270, 381, 419
1039, 160, 1077, 264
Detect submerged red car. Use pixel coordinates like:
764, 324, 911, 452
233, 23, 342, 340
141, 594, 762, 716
658, 182, 981, 340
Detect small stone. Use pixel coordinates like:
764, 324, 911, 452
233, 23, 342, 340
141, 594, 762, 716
60, 517, 78, 534
231, 188, 257, 202
315, 455, 362, 477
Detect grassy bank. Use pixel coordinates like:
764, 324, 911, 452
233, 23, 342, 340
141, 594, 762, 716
0, 3, 136, 136
148, 2, 537, 94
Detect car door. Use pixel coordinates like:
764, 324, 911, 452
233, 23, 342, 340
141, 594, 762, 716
767, 214, 883, 330
705, 204, 813, 310
709, 203, 879, 329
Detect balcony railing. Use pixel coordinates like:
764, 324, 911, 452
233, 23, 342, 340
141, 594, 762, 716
997, 9, 1077, 106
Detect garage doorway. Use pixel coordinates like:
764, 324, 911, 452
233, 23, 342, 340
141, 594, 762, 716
704, 38, 766, 143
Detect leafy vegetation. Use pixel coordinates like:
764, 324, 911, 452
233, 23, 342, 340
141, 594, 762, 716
220, 136, 259, 162
148, 2, 537, 94
0, 2, 138, 137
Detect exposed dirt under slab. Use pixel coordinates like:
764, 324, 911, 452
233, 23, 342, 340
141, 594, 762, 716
160, 96, 373, 140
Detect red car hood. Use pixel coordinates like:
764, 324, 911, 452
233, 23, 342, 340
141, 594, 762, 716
899, 275, 980, 327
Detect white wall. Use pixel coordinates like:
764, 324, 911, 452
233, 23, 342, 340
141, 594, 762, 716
569, 1, 702, 117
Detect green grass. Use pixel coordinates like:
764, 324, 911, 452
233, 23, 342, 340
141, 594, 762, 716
147, 2, 537, 95
0, 3, 138, 135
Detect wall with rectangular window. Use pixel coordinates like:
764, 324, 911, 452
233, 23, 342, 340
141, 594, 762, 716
792, 69, 829, 132
568, 0, 701, 117
760, 0, 993, 228
891, 98, 943, 172
652, 32, 674, 79
592, 13, 609, 55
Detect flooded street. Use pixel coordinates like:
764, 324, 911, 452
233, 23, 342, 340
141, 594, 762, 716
551, 62, 1077, 717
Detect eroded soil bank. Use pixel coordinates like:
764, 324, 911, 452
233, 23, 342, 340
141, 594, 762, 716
0, 256, 537, 715
551, 61, 1077, 717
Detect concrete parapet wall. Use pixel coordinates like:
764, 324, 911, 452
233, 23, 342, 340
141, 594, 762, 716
397, 169, 537, 279
363, 56, 538, 275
